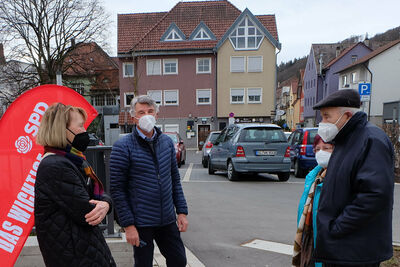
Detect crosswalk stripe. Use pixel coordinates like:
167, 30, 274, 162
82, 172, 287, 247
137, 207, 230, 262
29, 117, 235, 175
241, 239, 293, 256
183, 163, 193, 182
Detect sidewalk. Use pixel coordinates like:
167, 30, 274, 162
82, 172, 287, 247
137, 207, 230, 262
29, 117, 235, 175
15, 234, 204, 267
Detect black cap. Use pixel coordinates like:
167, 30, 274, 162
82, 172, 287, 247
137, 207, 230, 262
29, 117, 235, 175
313, 89, 361, 110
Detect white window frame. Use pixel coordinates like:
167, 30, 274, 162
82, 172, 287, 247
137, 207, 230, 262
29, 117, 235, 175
247, 56, 263, 72
146, 59, 161, 76
196, 58, 211, 74
124, 92, 135, 108
164, 90, 179, 106
230, 88, 245, 104
351, 72, 357, 83
163, 59, 178, 75
196, 89, 212, 105
164, 124, 180, 134
193, 28, 211, 40
229, 16, 264, 50
230, 56, 245, 73
342, 75, 348, 87
247, 88, 262, 104
165, 29, 183, 41
123, 63, 134, 78
147, 90, 163, 106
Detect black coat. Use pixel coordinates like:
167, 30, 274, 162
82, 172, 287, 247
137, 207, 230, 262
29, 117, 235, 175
34, 154, 115, 267
314, 112, 394, 265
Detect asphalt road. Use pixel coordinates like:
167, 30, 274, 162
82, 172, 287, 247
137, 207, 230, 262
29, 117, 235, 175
178, 150, 400, 267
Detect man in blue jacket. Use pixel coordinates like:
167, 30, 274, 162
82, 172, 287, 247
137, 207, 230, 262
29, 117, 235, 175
110, 95, 188, 267
312, 89, 394, 267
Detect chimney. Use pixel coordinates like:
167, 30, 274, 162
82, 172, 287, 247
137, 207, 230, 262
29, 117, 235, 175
0, 44, 5, 65
364, 33, 370, 48
335, 46, 341, 57
319, 54, 323, 75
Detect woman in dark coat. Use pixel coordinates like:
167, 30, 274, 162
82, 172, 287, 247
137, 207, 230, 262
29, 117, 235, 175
35, 103, 115, 267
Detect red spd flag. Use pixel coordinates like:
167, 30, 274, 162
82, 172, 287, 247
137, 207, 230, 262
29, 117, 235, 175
0, 85, 98, 266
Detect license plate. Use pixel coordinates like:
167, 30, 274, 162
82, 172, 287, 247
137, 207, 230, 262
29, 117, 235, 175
255, 150, 276, 156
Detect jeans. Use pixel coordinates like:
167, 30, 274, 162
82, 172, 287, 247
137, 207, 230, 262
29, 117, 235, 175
133, 223, 187, 267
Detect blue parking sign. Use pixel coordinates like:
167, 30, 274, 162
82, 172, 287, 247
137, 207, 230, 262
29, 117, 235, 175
358, 83, 371, 95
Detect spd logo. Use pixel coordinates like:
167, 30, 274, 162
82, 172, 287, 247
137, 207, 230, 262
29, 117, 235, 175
15, 136, 33, 154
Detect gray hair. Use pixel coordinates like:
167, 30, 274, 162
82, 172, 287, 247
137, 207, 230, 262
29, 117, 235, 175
339, 106, 360, 115
129, 95, 159, 117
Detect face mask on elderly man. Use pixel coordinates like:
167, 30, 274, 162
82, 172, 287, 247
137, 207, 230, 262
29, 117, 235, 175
317, 112, 348, 142
136, 115, 156, 133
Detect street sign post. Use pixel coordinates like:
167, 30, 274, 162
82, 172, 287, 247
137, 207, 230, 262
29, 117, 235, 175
358, 83, 371, 102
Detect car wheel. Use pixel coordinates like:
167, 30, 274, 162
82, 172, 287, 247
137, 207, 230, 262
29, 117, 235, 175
202, 157, 208, 168
294, 160, 305, 178
227, 161, 239, 181
278, 172, 290, 182
208, 157, 215, 175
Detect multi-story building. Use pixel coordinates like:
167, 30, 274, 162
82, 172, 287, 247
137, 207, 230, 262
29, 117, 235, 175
337, 39, 400, 126
63, 42, 120, 145
117, 0, 280, 149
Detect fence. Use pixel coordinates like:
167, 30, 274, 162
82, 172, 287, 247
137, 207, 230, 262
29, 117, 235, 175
85, 146, 120, 237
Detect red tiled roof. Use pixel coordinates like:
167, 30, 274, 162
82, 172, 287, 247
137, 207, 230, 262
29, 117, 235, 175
324, 42, 371, 69
118, 1, 278, 53
63, 42, 119, 90
338, 39, 400, 73
118, 12, 168, 53
256, 15, 278, 41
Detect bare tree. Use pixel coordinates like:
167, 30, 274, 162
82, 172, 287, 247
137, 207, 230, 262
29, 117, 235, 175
0, 0, 110, 85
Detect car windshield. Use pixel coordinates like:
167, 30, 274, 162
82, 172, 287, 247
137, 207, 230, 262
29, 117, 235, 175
239, 127, 286, 143
307, 129, 318, 144
209, 133, 220, 142
165, 133, 178, 143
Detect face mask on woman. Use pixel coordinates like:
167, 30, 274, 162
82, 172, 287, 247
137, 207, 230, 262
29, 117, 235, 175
136, 115, 156, 133
67, 128, 90, 152
318, 112, 347, 142
315, 150, 332, 168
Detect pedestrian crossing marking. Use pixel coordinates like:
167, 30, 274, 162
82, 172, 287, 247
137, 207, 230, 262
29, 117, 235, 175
241, 239, 293, 256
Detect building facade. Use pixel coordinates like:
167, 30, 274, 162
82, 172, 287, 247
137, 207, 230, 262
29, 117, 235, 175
117, 1, 280, 149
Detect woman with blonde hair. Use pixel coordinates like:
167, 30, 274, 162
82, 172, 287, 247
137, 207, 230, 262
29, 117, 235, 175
35, 103, 115, 266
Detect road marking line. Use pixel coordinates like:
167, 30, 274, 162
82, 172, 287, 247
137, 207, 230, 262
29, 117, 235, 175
241, 239, 293, 256
183, 163, 193, 182
184, 180, 229, 183
154, 244, 205, 267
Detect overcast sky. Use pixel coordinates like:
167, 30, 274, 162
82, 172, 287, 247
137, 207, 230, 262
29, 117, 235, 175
102, 0, 400, 64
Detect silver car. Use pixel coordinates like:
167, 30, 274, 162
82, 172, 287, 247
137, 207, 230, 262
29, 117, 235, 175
208, 124, 291, 181
201, 131, 221, 168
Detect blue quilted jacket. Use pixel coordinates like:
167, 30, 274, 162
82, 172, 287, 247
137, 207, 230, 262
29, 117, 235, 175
110, 126, 188, 227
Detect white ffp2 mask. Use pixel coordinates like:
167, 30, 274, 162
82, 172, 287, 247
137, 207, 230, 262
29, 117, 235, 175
318, 113, 346, 142
137, 115, 156, 133
315, 150, 332, 168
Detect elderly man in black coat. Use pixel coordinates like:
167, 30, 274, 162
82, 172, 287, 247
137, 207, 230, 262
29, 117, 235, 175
312, 89, 394, 267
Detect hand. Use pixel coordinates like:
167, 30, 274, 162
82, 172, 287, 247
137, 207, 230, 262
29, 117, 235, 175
177, 214, 188, 232
85, 200, 109, 226
125, 225, 140, 247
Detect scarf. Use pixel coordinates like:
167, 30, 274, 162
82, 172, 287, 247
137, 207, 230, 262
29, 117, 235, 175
292, 169, 326, 267
44, 145, 104, 199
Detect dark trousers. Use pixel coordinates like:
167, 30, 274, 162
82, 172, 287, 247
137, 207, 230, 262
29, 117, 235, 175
323, 263, 380, 267
133, 223, 187, 267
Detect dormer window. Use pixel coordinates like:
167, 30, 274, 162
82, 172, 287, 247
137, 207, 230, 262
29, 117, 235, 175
166, 29, 183, 41
161, 23, 185, 42
194, 28, 211, 40
229, 16, 263, 50
190, 22, 216, 41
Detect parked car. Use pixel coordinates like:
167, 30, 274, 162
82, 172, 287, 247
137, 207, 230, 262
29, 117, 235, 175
201, 131, 221, 168
284, 131, 292, 141
164, 132, 186, 168
88, 133, 104, 146
208, 124, 291, 181
287, 127, 318, 178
